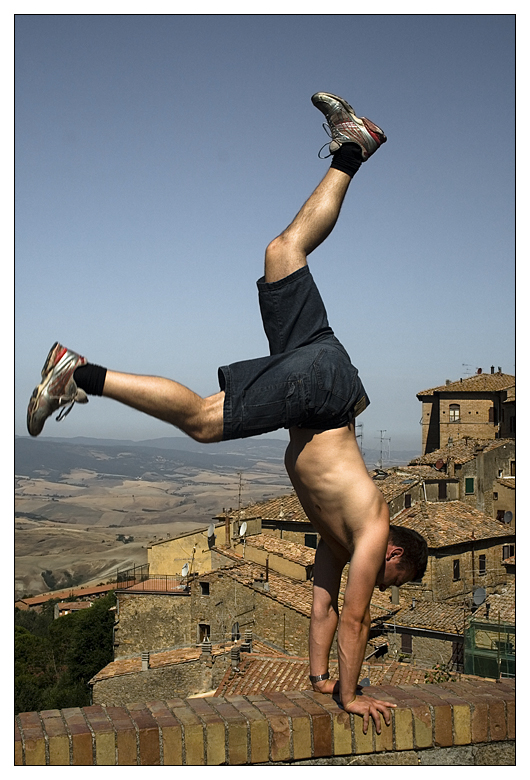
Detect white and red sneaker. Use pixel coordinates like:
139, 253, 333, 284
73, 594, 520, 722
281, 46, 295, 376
311, 92, 387, 160
27, 342, 88, 437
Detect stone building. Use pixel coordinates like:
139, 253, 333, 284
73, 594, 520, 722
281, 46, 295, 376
410, 438, 515, 521
417, 368, 515, 455
393, 500, 515, 602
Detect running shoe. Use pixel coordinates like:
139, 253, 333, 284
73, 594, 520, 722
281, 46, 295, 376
311, 92, 387, 159
27, 342, 88, 437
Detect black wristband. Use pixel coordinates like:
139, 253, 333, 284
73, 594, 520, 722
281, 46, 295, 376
309, 672, 330, 683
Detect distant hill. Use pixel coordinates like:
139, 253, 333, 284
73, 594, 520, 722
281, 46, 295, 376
15, 434, 419, 480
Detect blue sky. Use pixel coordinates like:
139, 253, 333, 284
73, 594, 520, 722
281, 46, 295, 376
15, 14, 515, 453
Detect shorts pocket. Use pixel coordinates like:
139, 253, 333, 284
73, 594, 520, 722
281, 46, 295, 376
242, 377, 304, 432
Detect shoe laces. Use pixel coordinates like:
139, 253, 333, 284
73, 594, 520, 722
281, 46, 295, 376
318, 123, 335, 159
56, 401, 76, 422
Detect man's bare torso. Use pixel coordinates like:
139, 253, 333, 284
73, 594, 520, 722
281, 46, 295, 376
285, 424, 389, 565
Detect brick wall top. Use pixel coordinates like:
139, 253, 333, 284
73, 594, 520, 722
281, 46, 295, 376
15, 680, 514, 765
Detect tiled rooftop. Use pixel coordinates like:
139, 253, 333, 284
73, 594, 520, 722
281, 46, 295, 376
497, 477, 515, 490
392, 500, 512, 547
410, 438, 512, 467
225, 492, 308, 523
472, 581, 515, 625
214, 547, 398, 622
242, 533, 316, 566
386, 601, 465, 635
417, 372, 515, 396
214, 655, 465, 697
15, 582, 117, 607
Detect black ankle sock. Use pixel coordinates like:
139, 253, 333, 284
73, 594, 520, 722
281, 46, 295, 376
74, 363, 107, 396
330, 143, 363, 178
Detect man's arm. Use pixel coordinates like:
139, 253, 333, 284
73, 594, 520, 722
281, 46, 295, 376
337, 534, 397, 733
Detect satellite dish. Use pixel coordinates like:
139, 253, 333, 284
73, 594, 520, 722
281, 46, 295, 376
239, 522, 247, 537
207, 523, 215, 538
359, 678, 370, 687
503, 511, 513, 524
473, 587, 486, 606
181, 563, 189, 577
434, 460, 444, 471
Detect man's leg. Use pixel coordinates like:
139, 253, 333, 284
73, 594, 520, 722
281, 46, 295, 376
26, 341, 225, 441
264, 168, 351, 283
102, 372, 225, 443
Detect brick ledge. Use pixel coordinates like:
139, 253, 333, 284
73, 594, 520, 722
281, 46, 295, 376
15, 679, 515, 766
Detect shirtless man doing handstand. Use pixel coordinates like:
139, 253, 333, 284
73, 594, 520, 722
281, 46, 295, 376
27, 92, 428, 734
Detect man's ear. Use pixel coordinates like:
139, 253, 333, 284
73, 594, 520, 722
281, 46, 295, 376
388, 546, 404, 561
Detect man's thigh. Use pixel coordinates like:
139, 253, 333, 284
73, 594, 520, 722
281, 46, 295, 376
257, 265, 333, 355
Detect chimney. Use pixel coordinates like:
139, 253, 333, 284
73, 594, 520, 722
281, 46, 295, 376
141, 651, 150, 671
491, 366, 495, 374
447, 457, 455, 478
411, 598, 416, 610
225, 513, 231, 548
241, 628, 253, 653
390, 586, 399, 605
231, 646, 240, 671
498, 367, 502, 374
477, 368, 482, 374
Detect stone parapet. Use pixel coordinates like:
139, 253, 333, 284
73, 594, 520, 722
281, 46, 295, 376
15, 679, 515, 766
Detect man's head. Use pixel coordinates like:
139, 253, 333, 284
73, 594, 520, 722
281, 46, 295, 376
376, 525, 428, 591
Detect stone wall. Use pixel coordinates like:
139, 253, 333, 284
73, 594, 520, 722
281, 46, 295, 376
115, 593, 192, 658
15, 678, 515, 765
92, 654, 230, 706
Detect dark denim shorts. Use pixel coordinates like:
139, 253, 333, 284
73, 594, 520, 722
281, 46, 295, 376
218, 265, 369, 440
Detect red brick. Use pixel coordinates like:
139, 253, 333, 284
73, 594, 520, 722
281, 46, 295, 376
410, 704, 433, 749
18, 711, 47, 766
405, 689, 452, 747
127, 704, 160, 766
292, 691, 332, 758
106, 706, 137, 766
62, 707, 94, 766
167, 698, 205, 765
488, 699, 507, 741
247, 694, 290, 762
187, 697, 226, 765
224, 695, 269, 764
265, 691, 312, 761
15, 722, 24, 766
40, 709, 70, 765
83, 705, 115, 765
506, 698, 515, 740
304, 691, 352, 756
146, 701, 182, 766
469, 699, 489, 743
208, 697, 249, 765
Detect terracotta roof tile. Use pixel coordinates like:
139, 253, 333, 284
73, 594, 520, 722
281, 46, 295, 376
410, 438, 512, 466
497, 477, 515, 490
386, 601, 465, 634
225, 492, 308, 523
472, 581, 515, 624
392, 500, 513, 547
243, 533, 316, 566
418, 372, 515, 396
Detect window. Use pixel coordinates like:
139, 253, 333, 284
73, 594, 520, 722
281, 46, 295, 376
304, 534, 318, 549
510, 461, 515, 476
493, 492, 498, 500
479, 555, 486, 575
401, 634, 413, 654
496, 510, 505, 523
438, 481, 447, 500
502, 544, 515, 560
404, 493, 412, 508
465, 477, 475, 495
199, 581, 210, 596
488, 406, 497, 424
198, 623, 210, 643
449, 404, 460, 422
453, 559, 460, 581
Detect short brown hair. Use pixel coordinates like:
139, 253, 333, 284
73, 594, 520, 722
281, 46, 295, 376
389, 525, 428, 580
